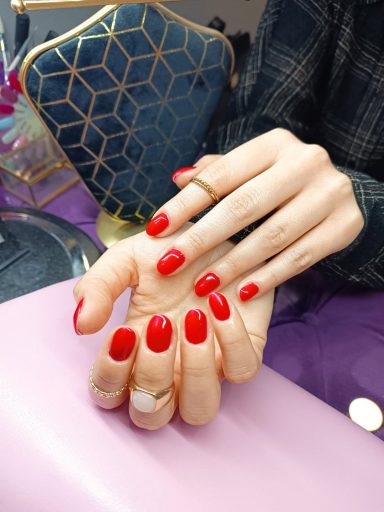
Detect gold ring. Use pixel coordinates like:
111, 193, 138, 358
189, 177, 220, 204
129, 376, 175, 414
89, 365, 129, 399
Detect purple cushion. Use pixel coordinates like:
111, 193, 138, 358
265, 269, 384, 440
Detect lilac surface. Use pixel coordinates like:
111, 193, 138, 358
1, 181, 383, 441
2, 278, 384, 511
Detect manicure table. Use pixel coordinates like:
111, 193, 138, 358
1, 278, 384, 512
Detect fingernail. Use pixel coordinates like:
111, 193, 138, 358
157, 249, 185, 275
194, 272, 221, 297
185, 309, 207, 344
109, 327, 136, 361
239, 283, 260, 302
208, 292, 230, 321
73, 298, 84, 335
172, 166, 196, 182
147, 314, 173, 353
146, 213, 169, 237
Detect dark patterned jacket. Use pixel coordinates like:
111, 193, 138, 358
208, 0, 384, 288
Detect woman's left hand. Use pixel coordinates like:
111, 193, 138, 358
146, 129, 364, 301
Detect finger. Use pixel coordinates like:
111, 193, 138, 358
146, 129, 293, 238
73, 239, 138, 335
155, 159, 300, 277
179, 309, 221, 425
172, 155, 222, 189
129, 314, 178, 430
207, 293, 263, 384
146, 155, 222, 237
237, 205, 362, 299
192, 186, 331, 296
89, 326, 138, 409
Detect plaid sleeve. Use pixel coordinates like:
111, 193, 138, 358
206, 0, 337, 154
315, 169, 384, 288
193, 0, 384, 289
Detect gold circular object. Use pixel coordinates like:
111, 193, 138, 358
129, 376, 175, 413
348, 397, 383, 432
89, 365, 129, 399
189, 177, 220, 205
96, 210, 147, 248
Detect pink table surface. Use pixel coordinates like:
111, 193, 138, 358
1, 279, 384, 511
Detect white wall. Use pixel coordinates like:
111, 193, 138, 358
1, 0, 266, 52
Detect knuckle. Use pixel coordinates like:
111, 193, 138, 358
226, 366, 258, 385
225, 368, 257, 384
221, 254, 242, 275
336, 171, 353, 197
206, 159, 230, 183
134, 368, 168, 392
265, 266, 281, 286
289, 247, 312, 270
197, 154, 220, 167
181, 406, 218, 426
261, 223, 288, 250
350, 209, 364, 231
271, 127, 290, 141
306, 144, 329, 162
228, 191, 257, 222
182, 363, 212, 380
172, 193, 189, 213
185, 229, 205, 254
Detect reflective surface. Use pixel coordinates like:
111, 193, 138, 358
0, 207, 100, 302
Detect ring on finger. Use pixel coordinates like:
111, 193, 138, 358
129, 376, 175, 414
189, 177, 220, 205
89, 365, 129, 398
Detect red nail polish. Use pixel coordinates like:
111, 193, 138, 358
172, 166, 196, 182
73, 298, 84, 335
157, 249, 186, 275
8, 70, 23, 94
109, 327, 136, 361
195, 272, 221, 297
147, 314, 173, 353
208, 292, 230, 321
146, 213, 169, 237
239, 283, 260, 302
185, 309, 207, 344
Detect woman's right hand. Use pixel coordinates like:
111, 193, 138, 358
74, 224, 274, 430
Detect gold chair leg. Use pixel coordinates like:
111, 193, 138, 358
96, 210, 147, 248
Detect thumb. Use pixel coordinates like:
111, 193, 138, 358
172, 154, 222, 189
73, 239, 139, 335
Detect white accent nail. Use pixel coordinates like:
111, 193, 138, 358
132, 390, 156, 413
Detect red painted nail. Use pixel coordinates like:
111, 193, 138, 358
73, 298, 84, 335
185, 309, 207, 344
157, 249, 186, 275
147, 314, 173, 353
109, 327, 136, 361
172, 166, 196, 182
195, 272, 221, 297
0, 104, 15, 115
239, 283, 260, 302
8, 70, 23, 94
208, 292, 230, 321
146, 213, 169, 236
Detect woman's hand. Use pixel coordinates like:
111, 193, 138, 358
145, 129, 364, 301
74, 225, 274, 430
